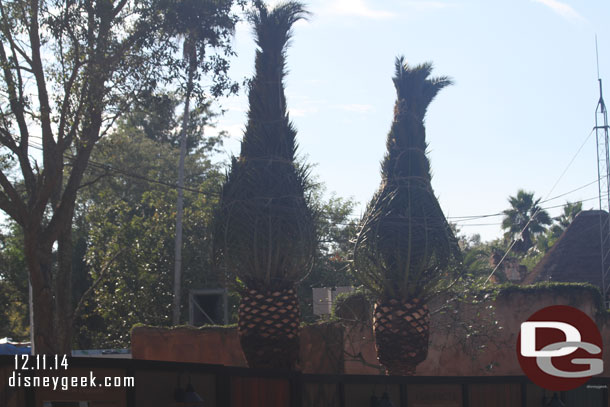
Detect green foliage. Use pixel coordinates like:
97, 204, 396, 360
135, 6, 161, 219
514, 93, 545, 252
501, 190, 551, 254
213, 1, 316, 291
158, 0, 241, 98
496, 199, 581, 278
72, 98, 226, 348
0, 0, 245, 353
299, 188, 358, 321
122, 90, 224, 152
497, 282, 607, 313
353, 57, 461, 301
0, 224, 29, 340
331, 288, 374, 318
536, 201, 582, 253
554, 201, 583, 229
459, 244, 494, 286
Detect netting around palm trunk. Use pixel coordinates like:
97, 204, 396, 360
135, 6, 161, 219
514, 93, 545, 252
374, 298, 430, 375
214, 156, 316, 288
354, 177, 460, 301
238, 286, 300, 369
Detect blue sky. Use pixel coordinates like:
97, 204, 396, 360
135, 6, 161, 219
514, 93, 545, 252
208, 0, 610, 242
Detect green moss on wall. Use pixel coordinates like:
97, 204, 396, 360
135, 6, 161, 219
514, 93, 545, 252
131, 323, 238, 332
496, 282, 608, 315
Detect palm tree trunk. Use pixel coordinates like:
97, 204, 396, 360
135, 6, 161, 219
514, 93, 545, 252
374, 298, 430, 375
172, 55, 197, 326
238, 287, 300, 369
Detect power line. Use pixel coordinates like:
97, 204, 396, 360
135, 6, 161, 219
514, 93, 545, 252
83, 158, 218, 196
25, 140, 220, 196
448, 178, 601, 221
18, 140, 602, 230
457, 222, 502, 227
484, 127, 596, 284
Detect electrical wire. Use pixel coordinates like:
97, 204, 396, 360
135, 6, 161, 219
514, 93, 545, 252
12, 139, 603, 231
448, 178, 601, 221
483, 127, 597, 284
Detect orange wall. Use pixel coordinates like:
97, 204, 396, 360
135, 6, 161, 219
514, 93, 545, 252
131, 286, 610, 378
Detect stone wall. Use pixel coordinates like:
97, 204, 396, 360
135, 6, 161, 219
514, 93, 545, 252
131, 285, 610, 377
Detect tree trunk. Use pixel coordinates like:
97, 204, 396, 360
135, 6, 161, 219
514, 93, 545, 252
373, 298, 430, 376
172, 53, 197, 325
55, 222, 74, 352
238, 287, 301, 369
22, 128, 95, 354
24, 226, 72, 354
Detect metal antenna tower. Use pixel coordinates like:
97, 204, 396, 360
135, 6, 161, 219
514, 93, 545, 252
595, 38, 610, 307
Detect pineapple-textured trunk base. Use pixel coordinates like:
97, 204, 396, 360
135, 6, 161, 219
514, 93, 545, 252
374, 298, 430, 376
238, 287, 300, 369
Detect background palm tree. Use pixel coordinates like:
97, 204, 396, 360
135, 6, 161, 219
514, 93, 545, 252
213, 1, 315, 369
552, 201, 582, 234
536, 201, 581, 254
353, 57, 461, 375
501, 190, 552, 254
158, 0, 238, 324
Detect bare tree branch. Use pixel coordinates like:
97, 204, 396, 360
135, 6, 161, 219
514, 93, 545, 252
0, 19, 36, 193
58, 61, 84, 143
41, 136, 97, 244
112, 0, 129, 18
77, 167, 110, 190
73, 248, 127, 321
0, 170, 25, 221
0, 188, 21, 223
28, 0, 55, 154
0, 126, 19, 153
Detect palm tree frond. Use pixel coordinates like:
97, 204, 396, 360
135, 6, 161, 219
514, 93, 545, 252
213, 1, 315, 291
353, 57, 460, 302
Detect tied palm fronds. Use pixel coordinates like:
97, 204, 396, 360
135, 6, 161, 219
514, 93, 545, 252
353, 57, 460, 302
353, 57, 461, 375
214, 1, 314, 290
213, 1, 314, 369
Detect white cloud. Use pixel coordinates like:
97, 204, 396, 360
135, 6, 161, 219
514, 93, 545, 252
404, 1, 455, 11
289, 106, 319, 117
286, 94, 327, 117
532, 0, 586, 23
325, 0, 396, 20
334, 104, 374, 114
206, 123, 244, 140
222, 100, 248, 114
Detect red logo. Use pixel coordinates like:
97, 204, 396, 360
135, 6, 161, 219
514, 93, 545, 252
516, 305, 604, 391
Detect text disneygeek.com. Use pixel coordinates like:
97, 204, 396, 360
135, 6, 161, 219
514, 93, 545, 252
9, 355, 134, 390
8, 371, 135, 391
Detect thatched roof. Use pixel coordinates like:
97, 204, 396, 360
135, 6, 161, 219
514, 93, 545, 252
523, 210, 607, 289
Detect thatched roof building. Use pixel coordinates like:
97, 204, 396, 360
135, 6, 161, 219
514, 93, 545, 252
523, 210, 607, 291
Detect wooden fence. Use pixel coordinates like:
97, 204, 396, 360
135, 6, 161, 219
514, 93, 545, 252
1, 355, 608, 407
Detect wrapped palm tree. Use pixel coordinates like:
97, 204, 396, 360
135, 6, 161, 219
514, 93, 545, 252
213, 1, 315, 369
353, 57, 462, 375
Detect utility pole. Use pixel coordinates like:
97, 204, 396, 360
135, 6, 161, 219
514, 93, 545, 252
595, 37, 610, 308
